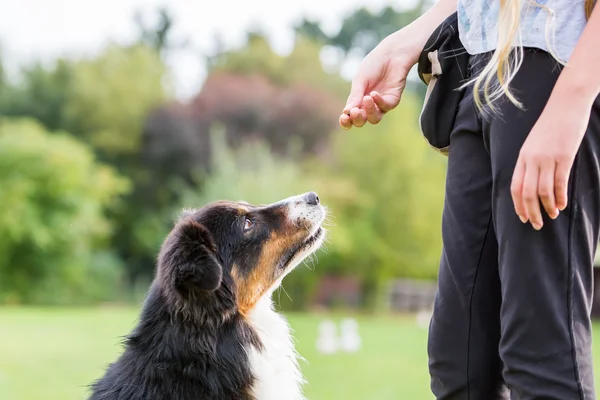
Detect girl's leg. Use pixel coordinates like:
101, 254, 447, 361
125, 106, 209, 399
487, 49, 599, 400
428, 83, 507, 399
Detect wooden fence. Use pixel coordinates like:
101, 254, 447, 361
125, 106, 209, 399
386, 279, 437, 312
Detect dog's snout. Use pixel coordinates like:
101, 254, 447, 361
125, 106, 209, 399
305, 192, 319, 206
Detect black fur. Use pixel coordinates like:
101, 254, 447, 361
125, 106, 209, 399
88, 202, 289, 400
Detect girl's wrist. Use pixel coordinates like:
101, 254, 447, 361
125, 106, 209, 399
551, 68, 597, 114
379, 30, 422, 68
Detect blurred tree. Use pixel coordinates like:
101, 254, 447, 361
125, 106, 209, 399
281, 35, 349, 99
1, 59, 73, 132
143, 33, 344, 180
191, 71, 341, 156
178, 123, 315, 207
0, 119, 130, 304
293, 19, 328, 46
133, 6, 189, 57
0, 42, 169, 293
1, 43, 168, 163
64, 43, 168, 160
208, 32, 348, 95
61, 43, 173, 287
295, 4, 427, 57
207, 32, 287, 85
0, 55, 7, 112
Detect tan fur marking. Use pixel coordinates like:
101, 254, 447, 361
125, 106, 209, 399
232, 229, 304, 316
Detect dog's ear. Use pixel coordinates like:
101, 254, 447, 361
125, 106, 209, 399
159, 218, 223, 293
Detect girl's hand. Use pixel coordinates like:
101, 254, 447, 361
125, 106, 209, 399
511, 95, 591, 230
339, 0, 459, 130
339, 35, 414, 130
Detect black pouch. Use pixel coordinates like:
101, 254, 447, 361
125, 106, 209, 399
417, 12, 470, 156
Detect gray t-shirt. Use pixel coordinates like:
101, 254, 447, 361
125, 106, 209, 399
457, 0, 587, 61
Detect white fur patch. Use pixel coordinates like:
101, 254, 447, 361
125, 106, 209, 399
247, 296, 305, 400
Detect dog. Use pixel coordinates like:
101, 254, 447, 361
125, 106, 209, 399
89, 192, 326, 400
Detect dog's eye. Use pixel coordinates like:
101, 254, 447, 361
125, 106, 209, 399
244, 218, 254, 231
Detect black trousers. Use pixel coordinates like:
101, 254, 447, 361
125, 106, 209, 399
428, 49, 600, 400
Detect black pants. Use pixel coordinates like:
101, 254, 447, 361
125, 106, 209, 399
428, 49, 600, 400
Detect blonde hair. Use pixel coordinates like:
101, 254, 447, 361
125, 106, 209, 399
469, 0, 596, 115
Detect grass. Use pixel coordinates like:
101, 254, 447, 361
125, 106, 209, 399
0, 306, 598, 400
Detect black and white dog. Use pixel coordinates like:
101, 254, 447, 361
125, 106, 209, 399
89, 192, 326, 400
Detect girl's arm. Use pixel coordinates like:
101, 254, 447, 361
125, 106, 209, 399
552, 4, 600, 110
511, 4, 600, 230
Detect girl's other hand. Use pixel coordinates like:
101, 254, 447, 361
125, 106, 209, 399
511, 93, 591, 230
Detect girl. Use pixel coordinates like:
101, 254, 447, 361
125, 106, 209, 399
340, 0, 600, 399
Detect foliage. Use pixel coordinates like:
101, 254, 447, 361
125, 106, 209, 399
64, 44, 168, 159
208, 32, 348, 97
1, 43, 168, 163
178, 125, 314, 205
295, 4, 427, 57
134, 6, 189, 56
0, 119, 130, 304
1, 59, 74, 132
193, 71, 341, 156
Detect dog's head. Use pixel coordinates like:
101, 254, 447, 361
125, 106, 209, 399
157, 192, 326, 316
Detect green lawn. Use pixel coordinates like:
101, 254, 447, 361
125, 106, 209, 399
0, 307, 598, 400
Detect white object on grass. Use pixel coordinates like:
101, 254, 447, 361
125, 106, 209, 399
339, 318, 361, 353
316, 319, 339, 354
416, 309, 433, 329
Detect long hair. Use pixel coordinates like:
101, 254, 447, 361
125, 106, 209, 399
468, 0, 596, 115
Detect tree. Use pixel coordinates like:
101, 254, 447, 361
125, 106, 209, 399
0, 59, 74, 132
191, 71, 341, 156
293, 19, 328, 46
207, 32, 288, 85
208, 32, 348, 96
295, 4, 427, 58
0, 41, 169, 294
64, 43, 168, 160
133, 6, 189, 57
0, 119, 130, 304
178, 124, 318, 206
0, 54, 7, 113
1, 43, 168, 164
144, 33, 345, 176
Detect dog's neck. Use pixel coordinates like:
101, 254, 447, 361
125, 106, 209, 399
126, 282, 305, 400
245, 295, 306, 400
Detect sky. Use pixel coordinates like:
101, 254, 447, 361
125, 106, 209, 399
0, 0, 415, 99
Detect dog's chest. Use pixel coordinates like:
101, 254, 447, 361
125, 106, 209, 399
247, 297, 304, 400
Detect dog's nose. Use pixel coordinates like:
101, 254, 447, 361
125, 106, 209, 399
305, 192, 320, 206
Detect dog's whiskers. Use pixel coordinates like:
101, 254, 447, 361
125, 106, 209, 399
302, 256, 314, 271
279, 284, 292, 302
